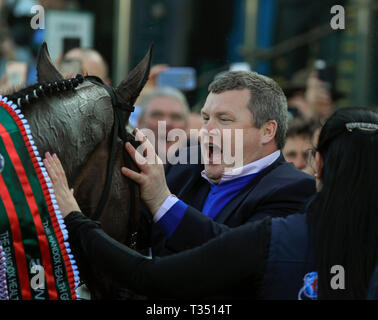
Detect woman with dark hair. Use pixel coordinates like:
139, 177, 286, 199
306, 107, 378, 299
44, 107, 378, 300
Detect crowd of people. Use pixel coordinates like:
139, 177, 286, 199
1, 0, 378, 302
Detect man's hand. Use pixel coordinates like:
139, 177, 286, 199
305, 72, 333, 118
121, 128, 172, 215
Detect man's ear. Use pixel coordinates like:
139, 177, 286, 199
261, 120, 278, 145
315, 151, 323, 179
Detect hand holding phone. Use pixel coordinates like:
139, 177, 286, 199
157, 67, 196, 91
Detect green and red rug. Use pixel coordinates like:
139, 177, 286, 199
0, 96, 79, 300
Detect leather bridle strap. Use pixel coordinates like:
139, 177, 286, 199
84, 76, 137, 230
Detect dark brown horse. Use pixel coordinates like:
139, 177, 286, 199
4, 43, 153, 299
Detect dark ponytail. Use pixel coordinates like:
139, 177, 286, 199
308, 107, 378, 299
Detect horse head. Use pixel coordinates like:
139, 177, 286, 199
8, 42, 153, 298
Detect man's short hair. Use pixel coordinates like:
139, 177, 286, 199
138, 86, 190, 121
208, 71, 288, 149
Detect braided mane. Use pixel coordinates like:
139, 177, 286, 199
4, 74, 114, 185
5, 74, 85, 109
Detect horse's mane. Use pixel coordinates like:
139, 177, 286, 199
4, 74, 114, 183
4, 74, 84, 110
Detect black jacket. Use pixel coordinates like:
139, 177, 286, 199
151, 145, 316, 255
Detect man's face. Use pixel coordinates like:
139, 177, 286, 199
200, 89, 264, 183
139, 96, 188, 151
283, 135, 312, 170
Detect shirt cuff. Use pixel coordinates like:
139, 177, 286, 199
154, 194, 180, 223
156, 199, 188, 238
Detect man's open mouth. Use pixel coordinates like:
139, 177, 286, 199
206, 142, 222, 164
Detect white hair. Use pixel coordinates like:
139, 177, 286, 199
138, 87, 190, 121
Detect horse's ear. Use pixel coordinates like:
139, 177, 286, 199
115, 44, 153, 106
37, 42, 64, 83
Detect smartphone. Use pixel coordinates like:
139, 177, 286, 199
60, 59, 82, 75
156, 67, 196, 91
5, 61, 28, 86
314, 60, 336, 90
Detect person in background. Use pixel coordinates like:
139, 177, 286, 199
186, 109, 203, 143
0, 28, 33, 92
283, 67, 344, 123
282, 118, 316, 171
305, 71, 334, 122
135, 64, 169, 106
130, 64, 170, 130
58, 47, 110, 85
137, 86, 190, 160
282, 68, 313, 120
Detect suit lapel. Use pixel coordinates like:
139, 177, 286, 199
192, 181, 210, 211
215, 153, 286, 224
177, 173, 210, 211
214, 175, 261, 224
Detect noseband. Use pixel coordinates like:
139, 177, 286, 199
84, 75, 139, 249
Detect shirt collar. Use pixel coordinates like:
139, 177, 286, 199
201, 150, 281, 184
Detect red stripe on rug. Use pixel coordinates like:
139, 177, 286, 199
0, 123, 58, 299
0, 175, 32, 299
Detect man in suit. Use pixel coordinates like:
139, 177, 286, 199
122, 71, 316, 256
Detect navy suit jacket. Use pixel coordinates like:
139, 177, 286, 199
151, 145, 316, 255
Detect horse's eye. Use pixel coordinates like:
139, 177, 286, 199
0, 153, 4, 173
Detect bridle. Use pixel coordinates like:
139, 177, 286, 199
84, 75, 139, 249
